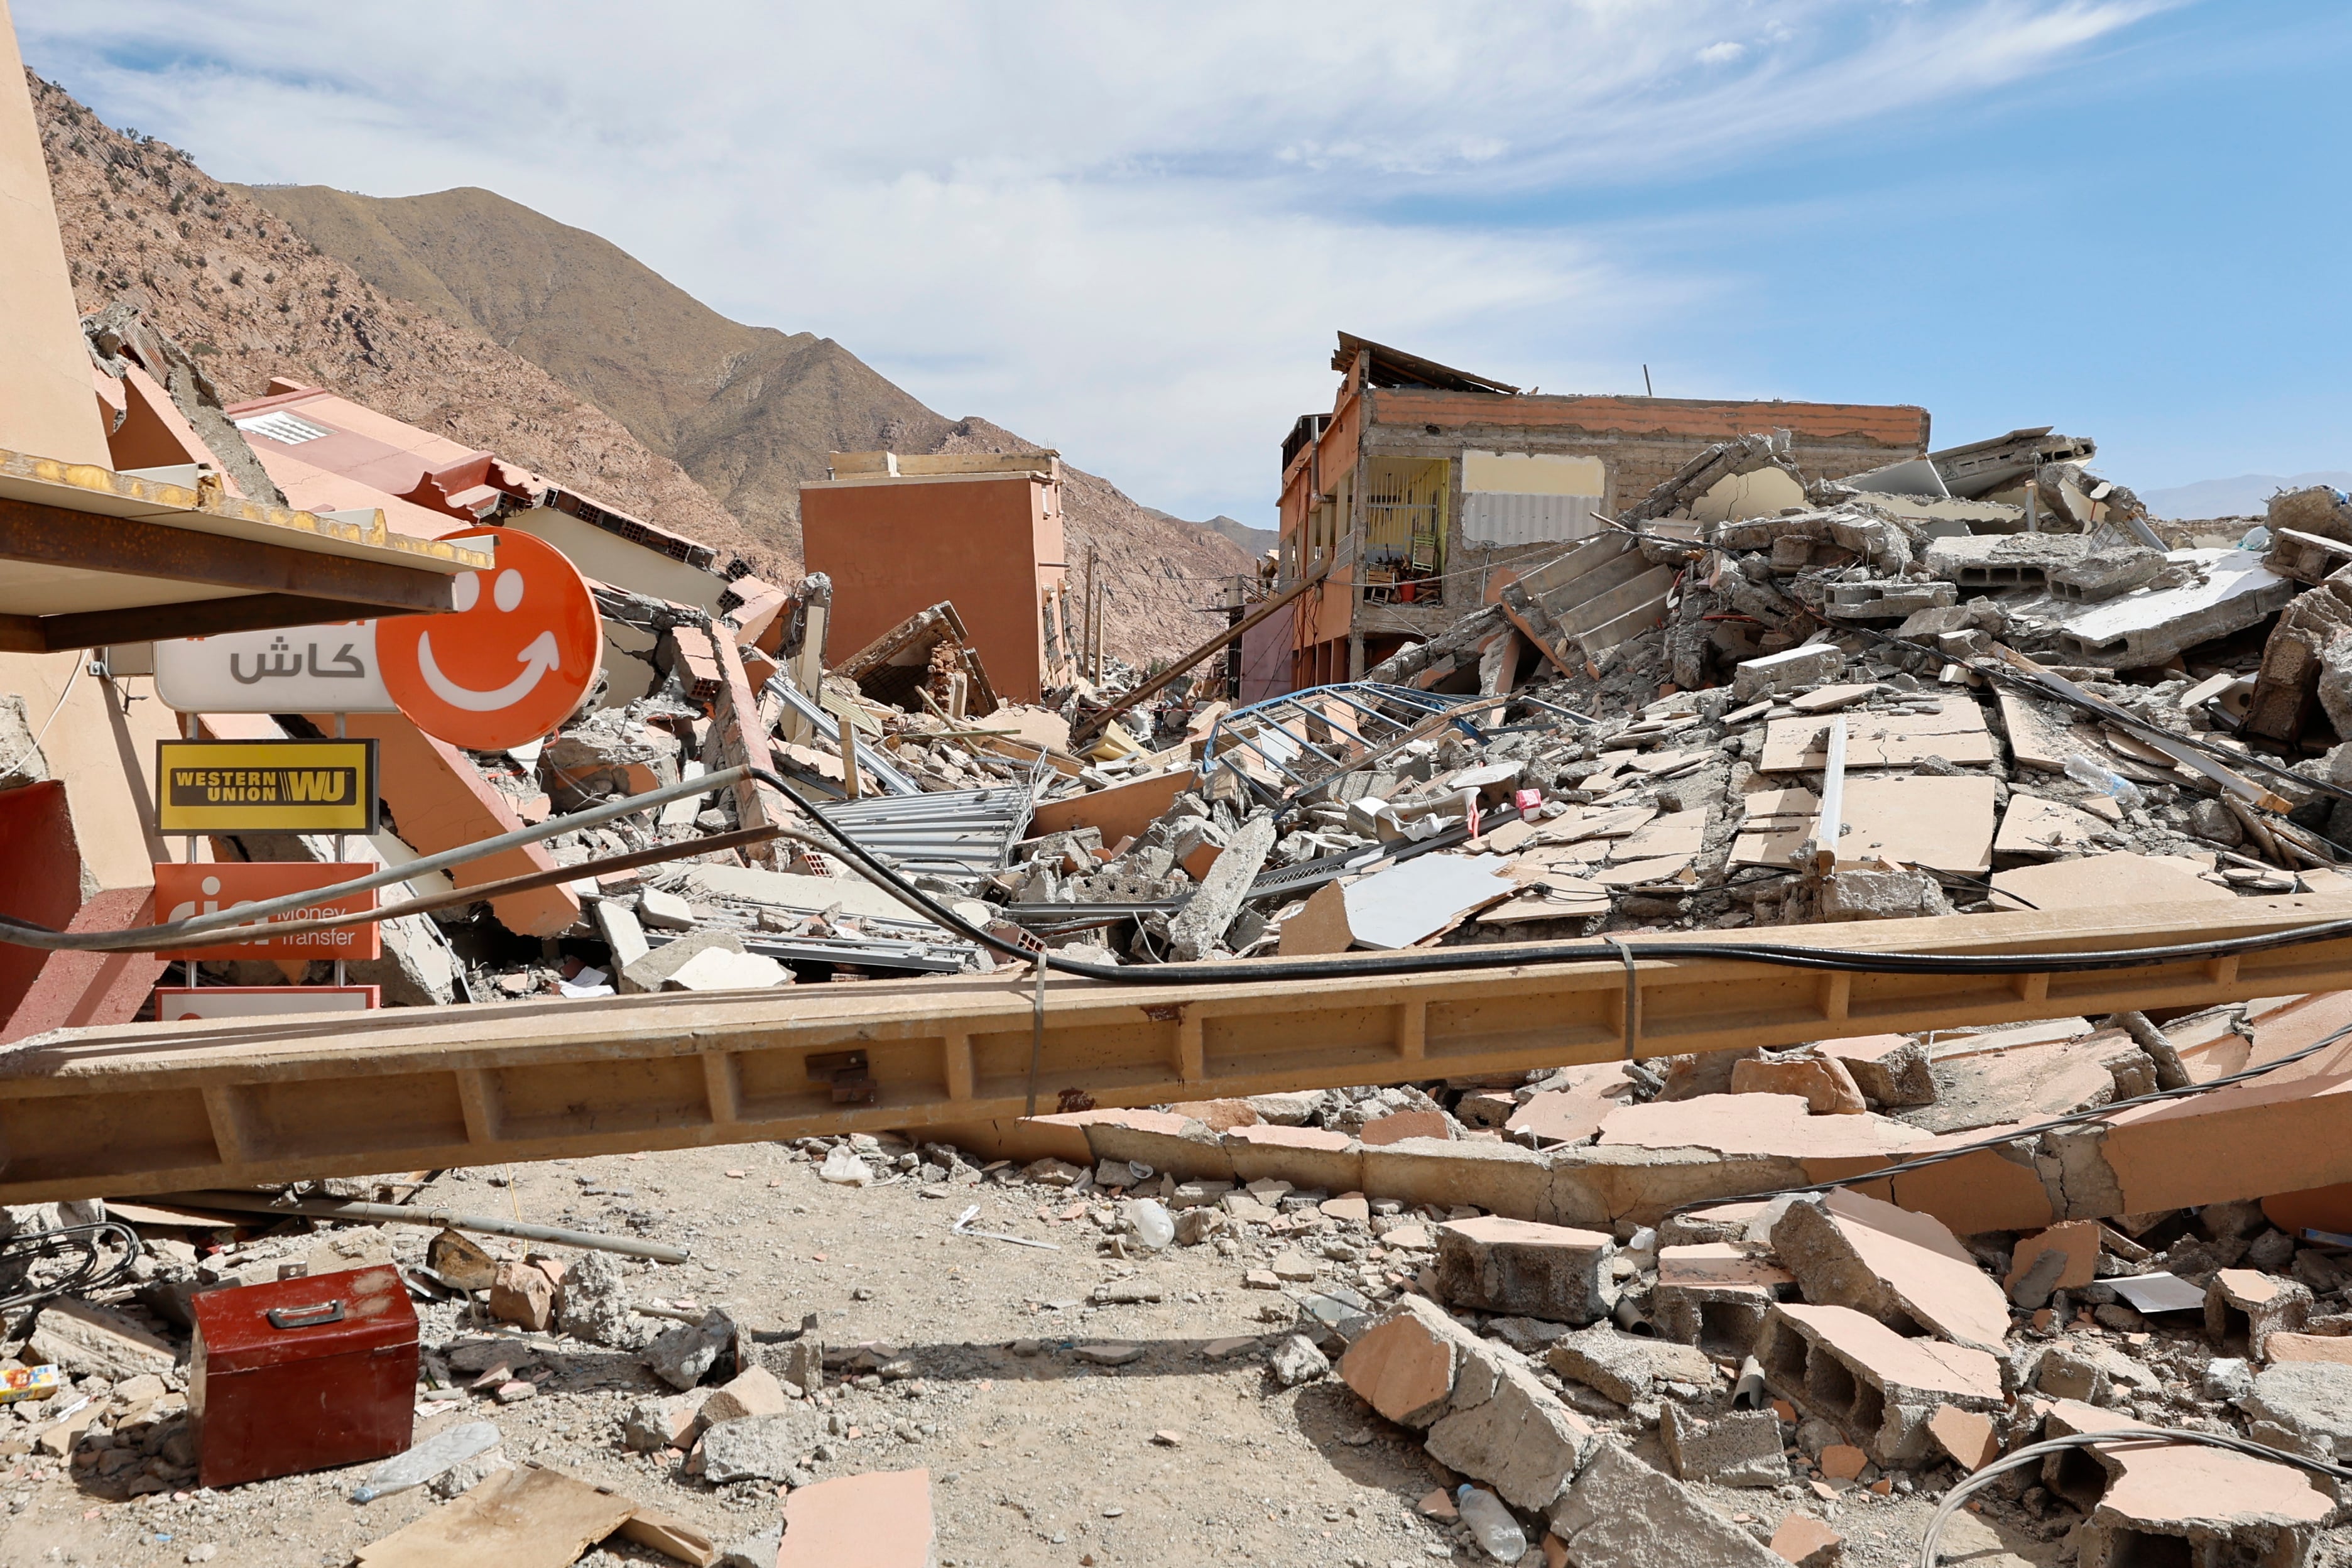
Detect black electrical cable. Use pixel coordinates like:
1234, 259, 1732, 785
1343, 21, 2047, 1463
0, 1221, 139, 1312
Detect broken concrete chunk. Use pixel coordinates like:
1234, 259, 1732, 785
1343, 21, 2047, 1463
1729, 1055, 1866, 1115
1166, 811, 1277, 961
27, 1298, 177, 1380
1659, 1404, 1788, 1488
1424, 1354, 1592, 1512
646, 1307, 735, 1391
1435, 1215, 1617, 1326
699, 1366, 790, 1425
1769, 1190, 2010, 1354
1734, 645, 1844, 700
1812, 1034, 1936, 1109
2241, 1363, 2352, 1459
698, 1412, 802, 1484
1547, 1327, 1716, 1406
624, 1391, 710, 1452
1267, 1334, 1330, 1387
2206, 1268, 2312, 1361
1336, 1295, 1477, 1429
1547, 1442, 1785, 1567
636, 886, 698, 930
660, 945, 791, 991
619, 929, 745, 994
1816, 868, 1954, 923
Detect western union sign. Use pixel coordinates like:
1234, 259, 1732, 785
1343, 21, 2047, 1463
155, 739, 380, 834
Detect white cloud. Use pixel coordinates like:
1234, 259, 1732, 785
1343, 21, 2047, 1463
13, 1, 2170, 522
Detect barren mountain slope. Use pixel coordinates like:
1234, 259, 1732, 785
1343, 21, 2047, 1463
229, 184, 954, 560
27, 74, 770, 570
242, 182, 1255, 661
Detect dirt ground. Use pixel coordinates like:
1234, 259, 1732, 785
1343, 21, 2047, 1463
0, 1136, 2309, 1568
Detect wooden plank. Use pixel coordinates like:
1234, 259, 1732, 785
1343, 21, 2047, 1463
356, 1466, 637, 1568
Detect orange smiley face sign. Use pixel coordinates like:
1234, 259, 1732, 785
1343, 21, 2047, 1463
377, 526, 601, 751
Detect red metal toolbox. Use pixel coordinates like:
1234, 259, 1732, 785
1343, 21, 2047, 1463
188, 1264, 416, 1489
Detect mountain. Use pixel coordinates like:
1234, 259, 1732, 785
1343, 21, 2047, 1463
27, 73, 766, 569
236, 184, 1256, 661
2142, 471, 2352, 521
1200, 514, 1280, 559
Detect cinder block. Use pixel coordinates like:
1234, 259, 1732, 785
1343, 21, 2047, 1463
1435, 1216, 1617, 1326
1753, 1303, 2004, 1465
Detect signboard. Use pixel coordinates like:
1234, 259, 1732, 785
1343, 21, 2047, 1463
153, 986, 379, 1022
153, 863, 381, 961
376, 527, 601, 751
155, 739, 379, 835
153, 624, 398, 714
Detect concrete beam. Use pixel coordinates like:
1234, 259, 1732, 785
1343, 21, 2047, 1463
3, 892, 2351, 1203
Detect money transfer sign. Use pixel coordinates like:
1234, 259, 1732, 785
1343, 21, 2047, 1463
153, 624, 398, 714
154, 739, 379, 835
152, 862, 381, 961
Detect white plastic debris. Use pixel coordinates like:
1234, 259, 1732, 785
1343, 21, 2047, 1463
817, 1147, 874, 1187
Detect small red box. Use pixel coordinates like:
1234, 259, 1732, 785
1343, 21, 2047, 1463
189, 1265, 416, 1489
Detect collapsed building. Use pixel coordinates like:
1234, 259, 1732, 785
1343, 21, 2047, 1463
1, 11, 2351, 1563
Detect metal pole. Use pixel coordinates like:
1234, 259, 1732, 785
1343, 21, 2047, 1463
1807, 717, 1848, 874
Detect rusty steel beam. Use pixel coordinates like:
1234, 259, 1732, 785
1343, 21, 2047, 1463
0, 496, 463, 616
3, 892, 2348, 1204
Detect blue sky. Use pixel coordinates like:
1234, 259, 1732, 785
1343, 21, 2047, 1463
16, 1, 2349, 525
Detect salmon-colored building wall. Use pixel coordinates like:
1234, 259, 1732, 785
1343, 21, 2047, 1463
800, 473, 1065, 704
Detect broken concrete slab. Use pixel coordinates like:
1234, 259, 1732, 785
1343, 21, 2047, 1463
28, 1297, 177, 1379
1769, 1190, 2012, 1354
1435, 1216, 1617, 1326
1167, 811, 1277, 961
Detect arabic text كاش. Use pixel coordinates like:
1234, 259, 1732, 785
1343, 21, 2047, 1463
228, 638, 369, 685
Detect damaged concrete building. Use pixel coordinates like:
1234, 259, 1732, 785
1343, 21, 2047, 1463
1275, 334, 1930, 687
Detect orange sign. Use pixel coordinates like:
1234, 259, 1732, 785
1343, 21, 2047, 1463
153, 863, 381, 961
377, 527, 600, 751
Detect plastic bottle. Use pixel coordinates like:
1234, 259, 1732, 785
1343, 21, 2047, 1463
349, 1421, 501, 1503
1129, 1199, 1175, 1251
2063, 753, 2143, 810
1455, 1485, 1528, 1562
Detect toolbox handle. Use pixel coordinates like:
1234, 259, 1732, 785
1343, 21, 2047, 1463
265, 1299, 346, 1331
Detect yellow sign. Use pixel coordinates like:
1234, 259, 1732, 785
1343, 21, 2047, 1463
155, 739, 379, 834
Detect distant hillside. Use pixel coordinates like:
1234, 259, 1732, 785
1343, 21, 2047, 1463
240, 183, 1254, 660
1199, 513, 1279, 559
27, 74, 766, 569
2142, 471, 2352, 520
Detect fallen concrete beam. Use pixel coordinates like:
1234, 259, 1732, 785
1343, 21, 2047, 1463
7, 893, 2352, 1204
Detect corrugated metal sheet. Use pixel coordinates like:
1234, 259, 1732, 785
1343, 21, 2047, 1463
1461, 491, 1604, 547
